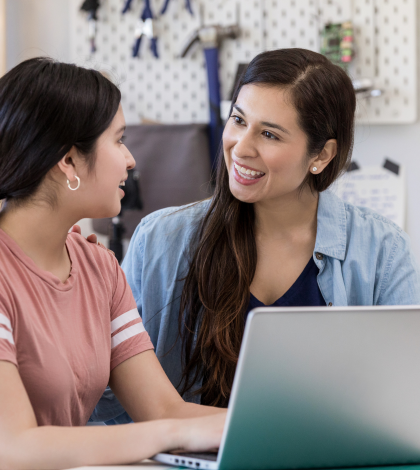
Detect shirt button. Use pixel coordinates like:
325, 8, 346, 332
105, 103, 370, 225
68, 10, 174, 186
315, 252, 323, 260
328, 302, 333, 307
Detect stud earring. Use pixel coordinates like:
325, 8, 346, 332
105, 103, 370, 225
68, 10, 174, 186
67, 176, 80, 191
312, 167, 317, 172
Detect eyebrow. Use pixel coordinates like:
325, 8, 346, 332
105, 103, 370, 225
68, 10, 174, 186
233, 105, 291, 135
116, 125, 126, 134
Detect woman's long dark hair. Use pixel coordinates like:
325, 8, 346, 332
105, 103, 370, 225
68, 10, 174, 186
0, 57, 121, 203
179, 48, 356, 406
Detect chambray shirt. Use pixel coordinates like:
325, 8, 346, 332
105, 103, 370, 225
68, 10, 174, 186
89, 189, 420, 423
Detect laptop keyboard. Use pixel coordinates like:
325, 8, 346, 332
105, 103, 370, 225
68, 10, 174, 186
171, 452, 218, 461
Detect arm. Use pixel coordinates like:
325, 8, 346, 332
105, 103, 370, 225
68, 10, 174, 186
109, 349, 224, 421
75, 221, 217, 422
0, 360, 225, 470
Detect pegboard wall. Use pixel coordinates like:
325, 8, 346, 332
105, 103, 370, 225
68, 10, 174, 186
69, 0, 417, 125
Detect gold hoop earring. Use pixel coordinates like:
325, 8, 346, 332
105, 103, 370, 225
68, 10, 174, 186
67, 176, 80, 191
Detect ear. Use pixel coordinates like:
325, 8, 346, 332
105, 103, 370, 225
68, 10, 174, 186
56, 146, 79, 183
310, 139, 337, 174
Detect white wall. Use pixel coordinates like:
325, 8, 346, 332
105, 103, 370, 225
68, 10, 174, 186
5, 0, 420, 262
353, 123, 420, 262
6, 0, 71, 70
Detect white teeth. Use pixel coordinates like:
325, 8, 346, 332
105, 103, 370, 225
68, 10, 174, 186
120, 181, 125, 186
233, 162, 265, 179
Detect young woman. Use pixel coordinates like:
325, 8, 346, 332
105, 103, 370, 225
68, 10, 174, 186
0, 57, 226, 470
85, 48, 420, 420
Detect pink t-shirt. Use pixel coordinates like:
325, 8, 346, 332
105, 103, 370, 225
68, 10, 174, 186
0, 230, 154, 426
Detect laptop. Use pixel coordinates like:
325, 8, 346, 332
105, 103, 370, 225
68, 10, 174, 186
153, 306, 420, 470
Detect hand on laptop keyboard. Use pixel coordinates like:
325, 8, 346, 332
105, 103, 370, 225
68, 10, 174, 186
174, 411, 226, 453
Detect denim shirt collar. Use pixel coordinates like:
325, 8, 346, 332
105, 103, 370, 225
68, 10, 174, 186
314, 190, 347, 261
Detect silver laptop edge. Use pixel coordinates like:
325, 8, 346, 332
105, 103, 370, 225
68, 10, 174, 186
153, 305, 420, 470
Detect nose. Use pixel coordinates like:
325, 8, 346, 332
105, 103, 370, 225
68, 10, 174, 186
125, 147, 136, 170
231, 127, 258, 160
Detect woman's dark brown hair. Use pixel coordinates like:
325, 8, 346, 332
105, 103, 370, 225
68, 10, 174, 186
0, 57, 121, 203
179, 48, 356, 406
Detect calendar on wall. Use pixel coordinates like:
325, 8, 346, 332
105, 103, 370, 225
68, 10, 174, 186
333, 161, 406, 229
69, 0, 417, 126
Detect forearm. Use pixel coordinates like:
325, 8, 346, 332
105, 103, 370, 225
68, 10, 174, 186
162, 400, 225, 420
110, 351, 225, 423
3, 419, 180, 470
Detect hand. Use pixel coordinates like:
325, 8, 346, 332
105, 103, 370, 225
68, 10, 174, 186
70, 224, 98, 244
70, 224, 115, 256
176, 412, 227, 453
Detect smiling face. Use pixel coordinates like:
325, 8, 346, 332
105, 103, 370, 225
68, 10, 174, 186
223, 84, 315, 205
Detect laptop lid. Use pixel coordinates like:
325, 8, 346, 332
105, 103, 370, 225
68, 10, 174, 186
217, 306, 420, 470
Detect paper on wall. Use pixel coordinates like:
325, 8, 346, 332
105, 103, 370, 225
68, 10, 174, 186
332, 164, 406, 229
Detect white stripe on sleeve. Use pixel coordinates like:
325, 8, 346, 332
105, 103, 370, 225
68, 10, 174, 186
0, 313, 12, 332
111, 322, 146, 349
0, 327, 15, 346
110, 308, 139, 334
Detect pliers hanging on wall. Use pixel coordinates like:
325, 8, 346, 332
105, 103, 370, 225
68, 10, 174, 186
121, 0, 133, 15
122, 0, 159, 58
160, 0, 193, 16
121, 0, 134, 14
80, 0, 100, 53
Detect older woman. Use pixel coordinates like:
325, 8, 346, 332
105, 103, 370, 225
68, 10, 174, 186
85, 48, 420, 422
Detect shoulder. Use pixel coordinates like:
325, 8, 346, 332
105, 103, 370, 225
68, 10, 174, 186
317, 190, 420, 304
140, 199, 210, 230
122, 200, 210, 283
67, 231, 110, 257
339, 197, 419, 303
131, 199, 211, 246
318, 189, 405, 250
342, 200, 402, 235
66, 232, 119, 275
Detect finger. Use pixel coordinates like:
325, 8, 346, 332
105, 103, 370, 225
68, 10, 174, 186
70, 224, 82, 234
86, 234, 98, 244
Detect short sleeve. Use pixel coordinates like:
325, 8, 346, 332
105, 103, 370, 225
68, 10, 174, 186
0, 300, 17, 367
107, 251, 154, 370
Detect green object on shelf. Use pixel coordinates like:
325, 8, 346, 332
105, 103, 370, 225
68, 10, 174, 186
320, 21, 354, 71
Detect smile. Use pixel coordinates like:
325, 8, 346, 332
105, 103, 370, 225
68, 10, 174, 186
233, 162, 265, 180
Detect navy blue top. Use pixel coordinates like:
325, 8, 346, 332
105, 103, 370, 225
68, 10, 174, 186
246, 257, 325, 319
201, 257, 326, 407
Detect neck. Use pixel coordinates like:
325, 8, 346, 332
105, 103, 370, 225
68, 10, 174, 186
253, 187, 319, 240
0, 200, 76, 273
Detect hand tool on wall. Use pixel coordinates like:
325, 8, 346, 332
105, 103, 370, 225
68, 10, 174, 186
180, 24, 240, 167
352, 78, 383, 99
160, 0, 193, 16
122, 0, 159, 58
80, 0, 100, 53
121, 0, 135, 14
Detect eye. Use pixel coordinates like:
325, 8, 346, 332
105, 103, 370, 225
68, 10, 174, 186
231, 114, 245, 125
262, 130, 278, 140
118, 135, 126, 144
